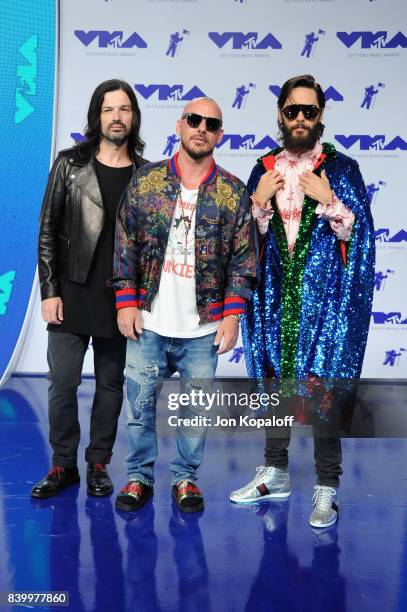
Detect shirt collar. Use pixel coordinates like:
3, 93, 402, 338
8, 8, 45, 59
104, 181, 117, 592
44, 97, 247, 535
167, 152, 218, 185
278, 141, 323, 163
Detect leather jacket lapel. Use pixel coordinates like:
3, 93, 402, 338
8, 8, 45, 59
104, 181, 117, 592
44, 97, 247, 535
72, 159, 103, 208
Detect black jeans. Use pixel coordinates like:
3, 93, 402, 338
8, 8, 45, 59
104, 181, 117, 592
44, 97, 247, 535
47, 331, 126, 467
265, 428, 342, 487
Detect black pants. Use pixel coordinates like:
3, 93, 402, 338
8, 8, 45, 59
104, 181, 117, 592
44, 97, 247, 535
47, 331, 126, 467
265, 428, 342, 487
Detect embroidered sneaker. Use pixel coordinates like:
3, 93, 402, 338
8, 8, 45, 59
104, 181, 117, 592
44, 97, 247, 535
229, 466, 291, 503
172, 480, 204, 513
309, 485, 338, 528
115, 480, 154, 512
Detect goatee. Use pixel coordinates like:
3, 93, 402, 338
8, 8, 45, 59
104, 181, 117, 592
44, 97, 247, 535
181, 137, 214, 161
279, 120, 324, 154
103, 132, 129, 147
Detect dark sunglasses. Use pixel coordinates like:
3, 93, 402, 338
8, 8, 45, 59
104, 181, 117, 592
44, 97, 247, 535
281, 104, 321, 120
181, 112, 223, 133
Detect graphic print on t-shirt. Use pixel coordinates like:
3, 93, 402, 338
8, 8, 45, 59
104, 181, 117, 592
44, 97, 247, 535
163, 197, 196, 278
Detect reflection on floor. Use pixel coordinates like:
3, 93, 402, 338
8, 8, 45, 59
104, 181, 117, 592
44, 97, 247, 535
0, 376, 407, 612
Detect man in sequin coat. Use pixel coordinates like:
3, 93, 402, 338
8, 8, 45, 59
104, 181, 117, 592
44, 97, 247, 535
230, 75, 375, 529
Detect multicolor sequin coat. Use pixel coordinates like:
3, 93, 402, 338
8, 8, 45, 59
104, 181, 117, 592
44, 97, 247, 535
110, 154, 258, 323
242, 143, 375, 379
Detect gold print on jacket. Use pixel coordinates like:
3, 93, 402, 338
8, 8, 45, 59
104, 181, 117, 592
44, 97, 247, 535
212, 177, 239, 213
138, 166, 167, 195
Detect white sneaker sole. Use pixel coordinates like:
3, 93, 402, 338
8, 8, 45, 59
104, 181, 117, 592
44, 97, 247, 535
309, 514, 338, 528
229, 490, 291, 503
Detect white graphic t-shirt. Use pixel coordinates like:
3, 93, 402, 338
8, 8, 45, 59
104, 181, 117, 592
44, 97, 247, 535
142, 185, 220, 338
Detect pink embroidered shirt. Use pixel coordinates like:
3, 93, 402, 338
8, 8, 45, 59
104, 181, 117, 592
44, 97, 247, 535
252, 142, 355, 253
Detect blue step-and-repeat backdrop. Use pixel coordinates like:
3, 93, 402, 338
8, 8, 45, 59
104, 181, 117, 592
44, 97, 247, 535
0, 0, 55, 385
2, 0, 406, 381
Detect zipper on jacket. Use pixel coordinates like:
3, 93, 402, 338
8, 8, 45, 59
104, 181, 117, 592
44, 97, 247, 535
58, 234, 71, 248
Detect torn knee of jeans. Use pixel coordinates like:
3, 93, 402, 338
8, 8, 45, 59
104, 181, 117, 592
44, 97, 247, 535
126, 358, 160, 373
144, 362, 160, 378
126, 397, 156, 422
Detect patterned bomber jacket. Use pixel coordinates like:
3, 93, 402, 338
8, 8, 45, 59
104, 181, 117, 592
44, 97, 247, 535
110, 153, 258, 324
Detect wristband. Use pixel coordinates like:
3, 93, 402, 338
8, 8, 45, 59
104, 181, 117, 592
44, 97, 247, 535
250, 194, 271, 209
321, 190, 338, 209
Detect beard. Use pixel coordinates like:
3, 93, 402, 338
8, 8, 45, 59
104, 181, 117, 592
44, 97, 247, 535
101, 122, 130, 147
279, 120, 324, 154
181, 135, 215, 160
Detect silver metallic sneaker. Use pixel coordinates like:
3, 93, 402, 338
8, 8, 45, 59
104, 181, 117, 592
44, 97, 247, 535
229, 466, 291, 503
309, 485, 338, 528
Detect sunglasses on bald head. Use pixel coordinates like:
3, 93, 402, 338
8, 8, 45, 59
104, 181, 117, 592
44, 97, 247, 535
181, 112, 223, 133
281, 104, 321, 120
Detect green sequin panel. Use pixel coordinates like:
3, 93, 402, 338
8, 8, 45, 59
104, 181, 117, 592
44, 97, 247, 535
270, 197, 317, 379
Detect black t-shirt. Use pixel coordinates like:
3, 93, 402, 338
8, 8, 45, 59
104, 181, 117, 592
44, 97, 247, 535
49, 160, 133, 337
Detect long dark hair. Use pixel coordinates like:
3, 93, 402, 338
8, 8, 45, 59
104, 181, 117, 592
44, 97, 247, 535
277, 74, 326, 110
76, 79, 145, 163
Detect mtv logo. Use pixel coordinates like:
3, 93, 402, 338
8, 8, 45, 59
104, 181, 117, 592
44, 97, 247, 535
134, 84, 205, 101
208, 32, 282, 50
74, 30, 147, 48
371, 312, 407, 324
216, 134, 279, 150
269, 85, 343, 102
375, 229, 407, 243
375, 229, 390, 242
0, 271, 16, 316
337, 31, 407, 49
335, 135, 407, 151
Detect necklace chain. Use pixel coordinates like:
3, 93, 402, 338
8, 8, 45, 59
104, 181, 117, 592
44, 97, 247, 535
178, 195, 197, 264
179, 197, 197, 246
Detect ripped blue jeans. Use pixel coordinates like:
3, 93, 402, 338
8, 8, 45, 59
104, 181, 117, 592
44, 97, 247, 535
125, 330, 218, 486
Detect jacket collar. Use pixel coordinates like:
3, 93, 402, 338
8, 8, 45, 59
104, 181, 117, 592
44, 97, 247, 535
167, 152, 218, 185
65, 148, 89, 167
258, 141, 336, 172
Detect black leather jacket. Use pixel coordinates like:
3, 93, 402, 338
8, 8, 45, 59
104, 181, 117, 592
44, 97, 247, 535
38, 147, 145, 300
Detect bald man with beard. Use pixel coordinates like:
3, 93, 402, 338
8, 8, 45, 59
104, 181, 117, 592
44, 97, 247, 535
109, 98, 258, 513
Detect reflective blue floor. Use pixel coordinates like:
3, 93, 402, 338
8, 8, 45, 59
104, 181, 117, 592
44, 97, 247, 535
1, 376, 407, 611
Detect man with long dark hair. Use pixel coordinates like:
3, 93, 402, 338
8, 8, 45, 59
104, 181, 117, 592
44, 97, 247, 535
32, 79, 147, 499
230, 75, 375, 528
